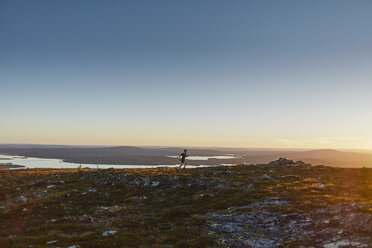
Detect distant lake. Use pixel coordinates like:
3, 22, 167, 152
166, 155, 240, 160
0, 154, 229, 169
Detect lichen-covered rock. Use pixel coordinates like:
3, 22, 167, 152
260, 174, 271, 180
208, 201, 372, 248
268, 157, 295, 165
102, 230, 117, 236
15, 196, 28, 203
243, 184, 254, 190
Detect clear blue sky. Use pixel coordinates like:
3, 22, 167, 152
1, 0, 372, 148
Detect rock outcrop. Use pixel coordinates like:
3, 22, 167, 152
208, 201, 372, 248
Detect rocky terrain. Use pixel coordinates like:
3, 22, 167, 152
1, 158, 372, 247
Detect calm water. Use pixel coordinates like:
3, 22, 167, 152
0, 154, 233, 169
166, 155, 239, 160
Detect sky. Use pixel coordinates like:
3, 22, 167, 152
1, 0, 372, 149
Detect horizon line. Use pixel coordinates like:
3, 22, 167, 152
1, 142, 372, 152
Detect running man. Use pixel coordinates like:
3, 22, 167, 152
178, 149, 189, 169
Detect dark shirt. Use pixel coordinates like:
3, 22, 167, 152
180, 152, 187, 160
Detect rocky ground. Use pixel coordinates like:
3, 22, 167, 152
0, 158, 372, 248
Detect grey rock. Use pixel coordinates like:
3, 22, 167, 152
260, 174, 271, 180
46, 240, 57, 245
197, 193, 214, 198
316, 183, 326, 188
208, 201, 372, 248
323, 240, 368, 248
130, 195, 147, 201
243, 184, 254, 190
245, 237, 281, 248
40, 190, 48, 196
268, 157, 294, 166
171, 176, 179, 181
102, 230, 117, 236
15, 196, 28, 203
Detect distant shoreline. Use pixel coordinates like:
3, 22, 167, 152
1, 145, 372, 168
0, 163, 25, 169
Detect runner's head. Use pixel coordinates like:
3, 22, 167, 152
184, 149, 187, 152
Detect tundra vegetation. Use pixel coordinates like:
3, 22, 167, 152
0, 159, 372, 248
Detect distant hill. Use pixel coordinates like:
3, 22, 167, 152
288, 149, 372, 168
0, 145, 226, 165
239, 149, 372, 168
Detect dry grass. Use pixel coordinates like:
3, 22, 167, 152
1, 165, 372, 247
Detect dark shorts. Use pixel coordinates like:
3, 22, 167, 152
181, 159, 185, 163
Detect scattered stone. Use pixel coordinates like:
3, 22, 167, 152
171, 176, 179, 181
197, 193, 214, 198
260, 174, 271, 180
40, 190, 48, 196
243, 184, 254, 190
209, 201, 372, 248
46, 185, 55, 189
88, 188, 97, 193
151, 181, 160, 187
210, 223, 244, 233
46, 240, 57, 245
15, 196, 28, 203
102, 230, 117, 236
323, 240, 368, 248
268, 157, 295, 166
316, 183, 326, 188
130, 195, 147, 201
245, 237, 280, 248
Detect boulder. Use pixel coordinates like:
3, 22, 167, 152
260, 174, 271, 180
316, 183, 325, 188
102, 230, 117, 236
243, 184, 254, 190
268, 157, 295, 166
15, 196, 28, 203
88, 188, 97, 193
